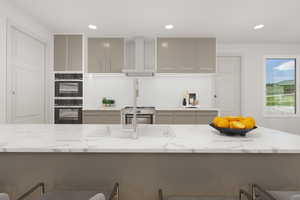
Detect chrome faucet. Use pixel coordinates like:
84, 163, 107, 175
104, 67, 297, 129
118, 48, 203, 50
121, 78, 139, 139
131, 78, 139, 139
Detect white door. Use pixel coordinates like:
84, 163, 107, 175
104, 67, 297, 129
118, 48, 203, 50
7, 26, 45, 123
216, 56, 241, 116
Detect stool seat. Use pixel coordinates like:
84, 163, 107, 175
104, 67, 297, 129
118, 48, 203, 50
166, 196, 235, 200
0, 193, 9, 200
41, 190, 106, 200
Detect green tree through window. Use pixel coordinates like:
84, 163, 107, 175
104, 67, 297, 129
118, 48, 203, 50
265, 58, 296, 115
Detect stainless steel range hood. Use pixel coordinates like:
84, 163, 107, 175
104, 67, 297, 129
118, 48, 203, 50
123, 37, 155, 77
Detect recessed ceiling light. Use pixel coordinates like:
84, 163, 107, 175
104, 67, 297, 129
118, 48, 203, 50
161, 42, 168, 48
165, 24, 174, 30
254, 24, 264, 30
88, 24, 97, 30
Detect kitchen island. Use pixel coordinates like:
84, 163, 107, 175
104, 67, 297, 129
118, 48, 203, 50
0, 124, 299, 153
1, 124, 300, 200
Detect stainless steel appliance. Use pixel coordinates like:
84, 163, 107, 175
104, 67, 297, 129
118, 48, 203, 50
55, 81, 83, 97
122, 106, 155, 125
54, 73, 83, 124
55, 107, 82, 124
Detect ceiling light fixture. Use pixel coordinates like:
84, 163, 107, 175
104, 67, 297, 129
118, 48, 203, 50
165, 24, 174, 30
88, 24, 97, 30
254, 24, 264, 30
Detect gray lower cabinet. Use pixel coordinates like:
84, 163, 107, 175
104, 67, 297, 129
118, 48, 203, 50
155, 111, 173, 124
83, 110, 121, 124
88, 38, 124, 73
54, 35, 83, 71
157, 37, 216, 73
156, 110, 217, 124
173, 111, 196, 124
196, 111, 218, 124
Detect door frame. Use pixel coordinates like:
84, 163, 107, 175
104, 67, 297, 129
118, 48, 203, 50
0, 18, 6, 123
216, 54, 244, 116
6, 20, 47, 123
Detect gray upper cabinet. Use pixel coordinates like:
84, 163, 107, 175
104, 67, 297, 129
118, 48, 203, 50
88, 38, 106, 73
88, 38, 124, 73
157, 38, 216, 73
157, 38, 180, 73
123, 37, 156, 73
54, 35, 83, 71
195, 38, 216, 73
67, 35, 83, 71
54, 35, 67, 71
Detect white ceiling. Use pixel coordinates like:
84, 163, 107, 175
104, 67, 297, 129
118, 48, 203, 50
8, 0, 300, 43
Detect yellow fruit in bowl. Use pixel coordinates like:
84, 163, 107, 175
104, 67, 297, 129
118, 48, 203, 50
217, 118, 229, 128
241, 119, 255, 129
229, 121, 233, 128
231, 121, 246, 129
245, 117, 256, 125
212, 116, 223, 126
224, 116, 243, 121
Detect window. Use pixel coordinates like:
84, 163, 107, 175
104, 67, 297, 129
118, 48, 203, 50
264, 57, 297, 116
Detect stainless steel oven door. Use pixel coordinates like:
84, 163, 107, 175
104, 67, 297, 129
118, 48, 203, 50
55, 81, 83, 97
55, 108, 82, 124
125, 114, 153, 124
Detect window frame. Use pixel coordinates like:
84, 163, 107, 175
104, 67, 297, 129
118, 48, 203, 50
263, 55, 300, 118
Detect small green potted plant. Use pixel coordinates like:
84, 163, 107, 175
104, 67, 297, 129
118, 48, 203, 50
102, 97, 115, 107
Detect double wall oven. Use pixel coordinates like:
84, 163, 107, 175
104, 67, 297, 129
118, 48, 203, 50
54, 73, 83, 124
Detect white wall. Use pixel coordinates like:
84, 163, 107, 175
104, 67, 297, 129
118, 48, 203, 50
218, 43, 300, 134
0, 0, 53, 123
84, 74, 215, 109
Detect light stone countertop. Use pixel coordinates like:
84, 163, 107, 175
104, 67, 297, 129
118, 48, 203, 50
83, 107, 220, 111
0, 124, 299, 153
155, 107, 220, 111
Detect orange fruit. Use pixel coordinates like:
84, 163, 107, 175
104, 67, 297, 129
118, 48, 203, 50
241, 119, 255, 129
244, 117, 256, 125
212, 116, 223, 126
217, 119, 229, 128
231, 121, 246, 129
229, 121, 235, 128
224, 116, 243, 121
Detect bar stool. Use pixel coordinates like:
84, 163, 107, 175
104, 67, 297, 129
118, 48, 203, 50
158, 189, 238, 200
16, 182, 119, 200
0, 193, 9, 200
252, 184, 300, 200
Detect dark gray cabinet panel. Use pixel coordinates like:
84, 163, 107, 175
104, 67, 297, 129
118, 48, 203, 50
157, 38, 216, 73
83, 110, 121, 124
88, 38, 124, 73
54, 35, 83, 71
